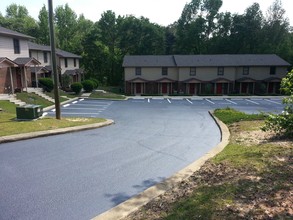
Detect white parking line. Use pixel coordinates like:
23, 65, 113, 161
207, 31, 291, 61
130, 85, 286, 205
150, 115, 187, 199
225, 99, 237, 105
167, 98, 171, 103
148, 98, 150, 103
265, 99, 281, 105
186, 99, 193, 104
245, 99, 260, 105
63, 104, 70, 107
51, 109, 55, 112
72, 101, 78, 104
79, 99, 84, 101
205, 98, 215, 104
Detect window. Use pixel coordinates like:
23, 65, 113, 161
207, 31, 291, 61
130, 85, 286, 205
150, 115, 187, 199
162, 67, 168, 76
135, 67, 141, 75
13, 38, 20, 54
43, 52, 48, 63
190, 67, 196, 76
74, 58, 76, 67
243, 66, 249, 75
218, 67, 224, 76
270, 66, 276, 75
64, 58, 68, 68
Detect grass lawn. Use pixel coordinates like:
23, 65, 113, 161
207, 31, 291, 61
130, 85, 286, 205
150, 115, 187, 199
16, 92, 53, 108
0, 101, 106, 136
125, 108, 292, 220
90, 90, 126, 100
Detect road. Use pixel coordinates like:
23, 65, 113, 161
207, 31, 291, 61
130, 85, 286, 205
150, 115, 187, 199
0, 97, 284, 220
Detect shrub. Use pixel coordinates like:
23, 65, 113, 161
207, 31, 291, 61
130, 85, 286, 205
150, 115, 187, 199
82, 80, 95, 92
39, 78, 54, 92
90, 78, 99, 89
261, 70, 293, 137
71, 82, 83, 94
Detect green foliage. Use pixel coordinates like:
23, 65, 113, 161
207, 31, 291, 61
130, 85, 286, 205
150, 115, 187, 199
70, 82, 83, 94
214, 108, 265, 124
16, 92, 53, 107
81, 80, 95, 92
61, 74, 72, 89
38, 78, 54, 92
262, 70, 293, 137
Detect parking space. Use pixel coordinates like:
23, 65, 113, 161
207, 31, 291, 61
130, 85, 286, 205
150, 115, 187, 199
45, 97, 285, 117
48, 98, 113, 117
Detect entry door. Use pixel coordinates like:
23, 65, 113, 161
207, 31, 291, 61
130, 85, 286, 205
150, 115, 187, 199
216, 83, 222, 94
16, 71, 22, 88
162, 83, 168, 94
241, 83, 247, 93
136, 83, 141, 94
189, 83, 195, 95
268, 83, 274, 93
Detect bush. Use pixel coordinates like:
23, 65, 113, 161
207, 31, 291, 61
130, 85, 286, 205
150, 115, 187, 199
261, 70, 293, 137
82, 80, 95, 92
71, 82, 83, 94
39, 78, 54, 92
90, 78, 99, 89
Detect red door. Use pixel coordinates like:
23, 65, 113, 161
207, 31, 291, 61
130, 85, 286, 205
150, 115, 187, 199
268, 83, 274, 93
16, 71, 22, 88
162, 83, 168, 94
241, 83, 247, 93
216, 83, 222, 94
189, 83, 195, 94
136, 83, 141, 94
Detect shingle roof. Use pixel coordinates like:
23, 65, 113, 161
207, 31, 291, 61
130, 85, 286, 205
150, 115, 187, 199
0, 57, 18, 66
123, 54, 291, 67
14, 57, 41, 66
123, 55, 176, 67
28, 42, 81, 58
0, 26, 34, 39
174, 54, 290, 67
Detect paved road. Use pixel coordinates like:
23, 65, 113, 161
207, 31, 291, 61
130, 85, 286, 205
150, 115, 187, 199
0, 97, 284, 220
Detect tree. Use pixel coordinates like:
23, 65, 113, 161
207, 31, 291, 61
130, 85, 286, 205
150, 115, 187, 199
262, 70, 293, 137
175, 0, 223, 54
1, 4, 38, 36
54, 3, 78, 51
36, 5, 50, 45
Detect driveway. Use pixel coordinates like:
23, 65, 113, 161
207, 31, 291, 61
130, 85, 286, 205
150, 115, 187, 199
0, 97, 284, 220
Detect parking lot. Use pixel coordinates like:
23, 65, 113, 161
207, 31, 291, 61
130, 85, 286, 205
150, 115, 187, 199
47, 97, 285, 118
0, 97, 286, 220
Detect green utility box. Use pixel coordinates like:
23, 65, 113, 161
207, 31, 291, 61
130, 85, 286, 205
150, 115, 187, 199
16, 105, 43, 120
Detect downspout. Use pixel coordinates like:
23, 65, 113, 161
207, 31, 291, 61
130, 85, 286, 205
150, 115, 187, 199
9, 67, 14, 94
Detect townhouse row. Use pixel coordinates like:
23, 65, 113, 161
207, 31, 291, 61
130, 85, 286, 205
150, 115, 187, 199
123, 55, 291, 95
0, 26, 82, 94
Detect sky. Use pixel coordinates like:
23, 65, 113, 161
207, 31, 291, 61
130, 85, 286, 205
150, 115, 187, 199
0, 0, 292, 26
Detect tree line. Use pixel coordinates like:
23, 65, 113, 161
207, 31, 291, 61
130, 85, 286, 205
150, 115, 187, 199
0, 0, 292, 86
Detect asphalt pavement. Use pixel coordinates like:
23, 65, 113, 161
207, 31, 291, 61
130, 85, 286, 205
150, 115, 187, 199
0, 97, 285, 220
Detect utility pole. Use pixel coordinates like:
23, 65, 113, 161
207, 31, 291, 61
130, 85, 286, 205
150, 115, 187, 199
48, 0, 61, 119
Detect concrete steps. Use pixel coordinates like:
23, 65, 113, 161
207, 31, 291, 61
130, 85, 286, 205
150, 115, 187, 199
0, 94, 26, 106
27, 88, 55, 103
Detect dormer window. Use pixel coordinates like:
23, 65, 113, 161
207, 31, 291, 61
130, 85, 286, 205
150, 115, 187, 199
64, 58, 68, 68
13, 38, 20, 54
135, 67, 141, 75
43, 52, 48, 63
270, 66, 276, 75
190, 67, 196, 76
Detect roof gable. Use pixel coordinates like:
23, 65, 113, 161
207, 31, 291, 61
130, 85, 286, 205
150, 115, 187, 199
0, 26, 34, 39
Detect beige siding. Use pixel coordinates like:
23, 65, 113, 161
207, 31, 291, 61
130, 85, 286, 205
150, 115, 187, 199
60, 57, 80, 74
125, 67, 178, 81
235, 66, 288, 80
179, 67, 236, 81
30, 50, 51, 66
0, 36, 29, 60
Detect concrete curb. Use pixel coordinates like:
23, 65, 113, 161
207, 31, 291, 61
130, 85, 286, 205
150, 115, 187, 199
0, 119, 114, 144
91, 112, 230, 220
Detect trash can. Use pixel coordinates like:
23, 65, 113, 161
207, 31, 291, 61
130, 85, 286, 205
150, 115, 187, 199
16, 105, 43, 120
